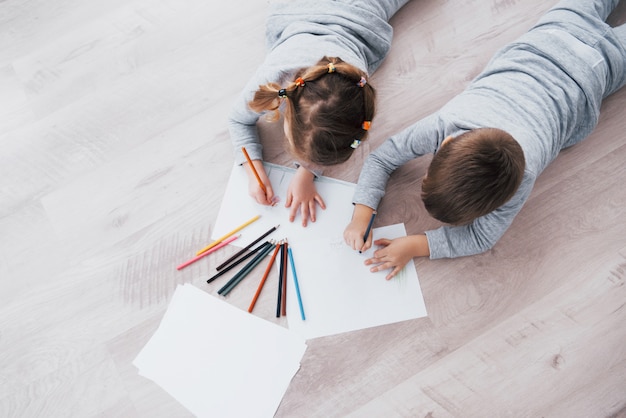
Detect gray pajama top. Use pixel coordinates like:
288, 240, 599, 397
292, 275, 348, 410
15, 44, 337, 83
227, 0, 409, 166
353, 1, 626, 258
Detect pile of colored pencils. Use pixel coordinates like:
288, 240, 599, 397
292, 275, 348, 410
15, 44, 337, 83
176, 216, 305, 321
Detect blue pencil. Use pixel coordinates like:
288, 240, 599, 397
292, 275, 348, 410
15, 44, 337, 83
287, 247, 305, 321
360, 211, 377, 253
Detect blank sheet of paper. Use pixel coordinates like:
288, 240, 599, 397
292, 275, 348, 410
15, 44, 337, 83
285, 223, 427, 339
212, 163, 356, 248
133, 284, 307, 418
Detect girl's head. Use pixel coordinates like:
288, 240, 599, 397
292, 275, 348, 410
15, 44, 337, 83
249, 56, 375, 166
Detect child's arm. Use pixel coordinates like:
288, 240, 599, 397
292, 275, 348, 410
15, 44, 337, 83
364, 235, 430, 280
285, 165, 326, 227
243, 159, 276, 206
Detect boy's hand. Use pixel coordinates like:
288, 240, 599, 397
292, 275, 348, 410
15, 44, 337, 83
244, 160, 277, 206
285, 166, 326, 227
344, 204, 376, 252
365, 235, 430, 280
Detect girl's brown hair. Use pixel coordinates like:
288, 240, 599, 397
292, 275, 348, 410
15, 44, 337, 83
248, 56, 375, 166
421, 128, 525, 225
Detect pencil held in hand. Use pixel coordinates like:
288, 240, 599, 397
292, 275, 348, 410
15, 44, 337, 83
360, 211, 377, 253
242, 146, 267, 193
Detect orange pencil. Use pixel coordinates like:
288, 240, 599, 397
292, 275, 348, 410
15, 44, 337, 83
248, 241, 281, 313
242, 146, 267, 194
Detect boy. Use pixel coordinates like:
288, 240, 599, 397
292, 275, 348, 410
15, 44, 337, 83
344, 0, 626, 279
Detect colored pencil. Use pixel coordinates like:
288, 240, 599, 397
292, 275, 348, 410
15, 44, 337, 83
218, 241, 274, 296
276, 241, 284, 318
206, 241, 271, 284
176, 234, 239, 271
359, 211, 377, 253
247, 241, 281, 313
280, 241, 288, 316
196, 214, 260, 255
216, 224, 279, 271
288, 247, 306, 320
242, 146, 267, 194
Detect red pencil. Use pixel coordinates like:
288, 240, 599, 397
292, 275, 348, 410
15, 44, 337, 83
176, 235, 240, 270
248, 241, 281, 313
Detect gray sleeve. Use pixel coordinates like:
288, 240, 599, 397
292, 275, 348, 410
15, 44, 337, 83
228, 57, 288, 166
228, 81, 264, 166
425, 172, 536, 259
353, 114, 443, 209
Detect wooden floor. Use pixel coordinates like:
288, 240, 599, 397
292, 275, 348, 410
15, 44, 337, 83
1, 0, 626, 417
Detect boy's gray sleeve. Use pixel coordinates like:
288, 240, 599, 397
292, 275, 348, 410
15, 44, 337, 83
353, 114, 442, 209
425, 172, 536, 258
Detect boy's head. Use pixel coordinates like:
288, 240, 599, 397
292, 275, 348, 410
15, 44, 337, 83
249, 56, 375, 166
421, 128, 525, 225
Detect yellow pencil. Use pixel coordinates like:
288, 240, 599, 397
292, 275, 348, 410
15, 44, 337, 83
242, 146, 267, 194
196, 214, 260, 255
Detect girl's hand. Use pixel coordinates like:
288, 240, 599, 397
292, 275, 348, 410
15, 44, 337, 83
244, 160, 276, 206
343, 204, 376, 252
285, 166, 326, 226
365, 235, 430, 280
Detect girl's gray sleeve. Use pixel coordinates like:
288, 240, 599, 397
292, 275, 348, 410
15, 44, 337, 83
353, 114, 442, 209
228, 71, 269, 166
425, 172, 536, 258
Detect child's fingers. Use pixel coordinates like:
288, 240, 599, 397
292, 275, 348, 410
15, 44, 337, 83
264, 186, 277, 206
300, 202, 310, 227
308, 200, 317, 223
386, 266, 402, 281
288, 203, 298, 223
314, 194, 326, 210
373, 238, 392, 247
284, 191, 293, 208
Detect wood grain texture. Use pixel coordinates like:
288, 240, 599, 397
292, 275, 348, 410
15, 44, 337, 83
1, 0, 625, 417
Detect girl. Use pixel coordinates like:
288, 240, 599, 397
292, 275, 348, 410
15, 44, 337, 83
228, 0, 410, 226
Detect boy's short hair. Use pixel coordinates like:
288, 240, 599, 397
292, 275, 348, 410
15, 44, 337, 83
421, 128, 525, 225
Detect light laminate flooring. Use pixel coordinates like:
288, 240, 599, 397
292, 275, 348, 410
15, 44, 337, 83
1, 0, 626, 417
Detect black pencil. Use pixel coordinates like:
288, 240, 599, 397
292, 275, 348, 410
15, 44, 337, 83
359, 211, 377, 253
207, 241, 271, 284
218, 241, 274, 296
276, 240, 284, 318
281, 240, 288, 316
215, 225, 279, 271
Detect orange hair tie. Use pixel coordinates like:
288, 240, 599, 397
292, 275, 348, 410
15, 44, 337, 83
295, 77, 305, 87
362, 121, 371, 131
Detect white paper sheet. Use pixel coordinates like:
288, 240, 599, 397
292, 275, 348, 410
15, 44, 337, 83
213, 164, 427, 339
133, 284, 307, 418
285, 223, 427, 339
212, 163, 356, 248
